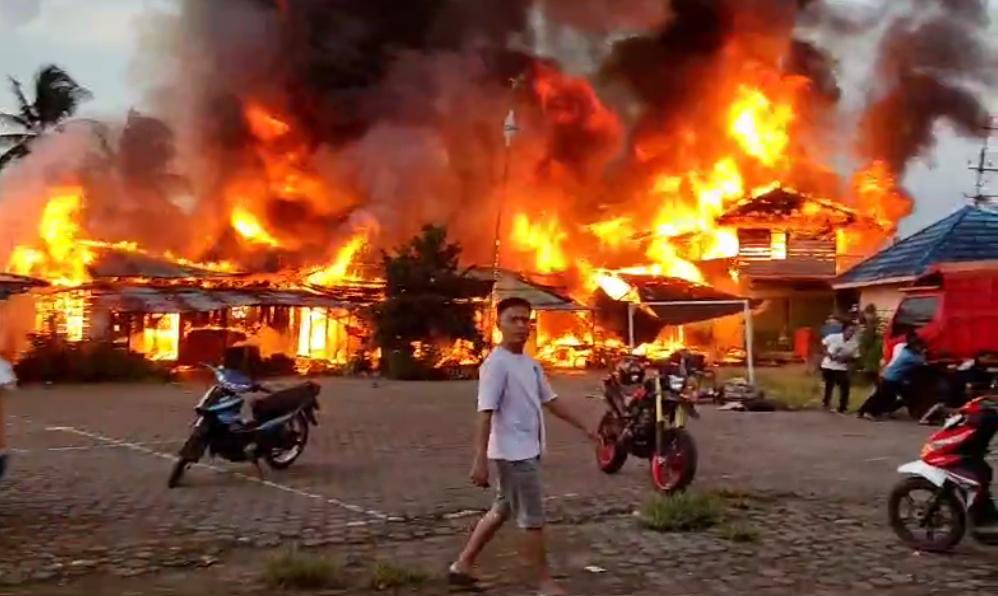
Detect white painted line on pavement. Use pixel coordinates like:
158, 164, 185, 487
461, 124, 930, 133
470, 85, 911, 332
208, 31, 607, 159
45, 425, 390, 521
15, 439, 186, 454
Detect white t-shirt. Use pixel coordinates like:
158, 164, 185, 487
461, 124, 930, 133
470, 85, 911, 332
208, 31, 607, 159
821, 333, 859, 371
477, 346, 557, 461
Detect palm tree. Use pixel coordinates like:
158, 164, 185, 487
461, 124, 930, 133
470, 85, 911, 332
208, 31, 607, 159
0, 64, 93, 170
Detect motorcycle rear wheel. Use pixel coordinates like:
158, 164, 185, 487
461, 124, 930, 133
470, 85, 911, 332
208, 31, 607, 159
596, 412, 628, 474
650, 428, 697, 493
888, 476, 966, 552
264, 413, 309, 470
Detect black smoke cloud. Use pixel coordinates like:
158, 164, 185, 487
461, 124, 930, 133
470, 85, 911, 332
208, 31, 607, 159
860, 0, 995, 174
128, 0, 996, 267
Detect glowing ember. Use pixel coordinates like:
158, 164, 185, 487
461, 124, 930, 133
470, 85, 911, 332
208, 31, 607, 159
296, 307, 352, 364
434, 339, 481, 367
535, 333, 590, 369
142, 313, 180, 361
633, 327, 686, 360
35, 292, 87, 342
231, 205, 281, 247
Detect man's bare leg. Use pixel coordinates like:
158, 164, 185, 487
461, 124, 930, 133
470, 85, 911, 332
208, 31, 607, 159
522, 527, 565, 595
452, 506, 508, 575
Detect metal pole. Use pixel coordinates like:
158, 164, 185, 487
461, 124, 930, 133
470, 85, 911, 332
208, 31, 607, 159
487, 79, 521, 337
627, 302, 636, 350
744, 300, 755, 385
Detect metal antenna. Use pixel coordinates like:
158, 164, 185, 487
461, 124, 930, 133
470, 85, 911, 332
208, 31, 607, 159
966, 117, 998, 206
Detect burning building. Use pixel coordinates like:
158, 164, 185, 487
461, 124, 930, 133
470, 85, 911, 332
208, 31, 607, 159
1, 0, 994, 370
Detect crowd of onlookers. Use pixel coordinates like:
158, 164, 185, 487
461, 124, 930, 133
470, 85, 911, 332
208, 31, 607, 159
818, 309, 928, 421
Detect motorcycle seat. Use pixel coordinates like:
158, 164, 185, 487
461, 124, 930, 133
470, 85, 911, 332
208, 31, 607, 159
252, 382, 320, 423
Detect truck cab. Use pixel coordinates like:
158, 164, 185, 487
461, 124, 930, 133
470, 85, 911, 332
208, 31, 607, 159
885, 264, 998, 363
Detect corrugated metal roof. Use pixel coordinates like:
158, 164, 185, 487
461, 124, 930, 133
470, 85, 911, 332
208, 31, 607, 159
88, 247, 230, 279
835, 206, 998, 287
0, 273, 47, 300
84, 285, 379, 313
466, 267, 585, 311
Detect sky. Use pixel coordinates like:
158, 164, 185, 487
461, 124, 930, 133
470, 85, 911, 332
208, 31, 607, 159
0, 0, 994, 238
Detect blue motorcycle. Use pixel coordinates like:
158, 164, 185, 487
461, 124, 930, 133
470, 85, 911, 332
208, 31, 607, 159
168, 366, 321, 488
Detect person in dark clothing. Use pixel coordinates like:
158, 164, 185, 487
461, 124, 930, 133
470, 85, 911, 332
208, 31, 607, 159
821, 323, 859, 412
858, 333, 927, 419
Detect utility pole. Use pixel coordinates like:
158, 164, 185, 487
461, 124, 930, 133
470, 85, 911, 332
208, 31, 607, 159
967, 117, 998, 206
486, 75, 525, 339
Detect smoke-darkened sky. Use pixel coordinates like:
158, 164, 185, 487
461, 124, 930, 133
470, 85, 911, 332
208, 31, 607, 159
0, 0, 996, 237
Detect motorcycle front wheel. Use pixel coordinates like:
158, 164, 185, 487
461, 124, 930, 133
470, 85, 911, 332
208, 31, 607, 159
596, 412, 628, 474
264, 413, 310, 470
888, 476, 966, 552
650, 428, 697, 493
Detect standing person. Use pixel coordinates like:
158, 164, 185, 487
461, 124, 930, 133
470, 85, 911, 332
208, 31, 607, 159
0, 354, 15, 482
448, 297, 594, 596
820, 323, 859, 413
820, 314, 843, 339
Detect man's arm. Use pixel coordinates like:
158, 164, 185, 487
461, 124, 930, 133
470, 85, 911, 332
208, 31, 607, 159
544, 398, 596, 441
470, 410, 492, 487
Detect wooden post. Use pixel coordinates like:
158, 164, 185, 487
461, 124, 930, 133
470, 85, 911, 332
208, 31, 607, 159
744, 300, 756, 385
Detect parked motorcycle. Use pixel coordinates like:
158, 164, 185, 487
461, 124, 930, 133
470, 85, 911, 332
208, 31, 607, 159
888, 395, 998, 551
592, 357, 699, 493
168, 365, 321, 488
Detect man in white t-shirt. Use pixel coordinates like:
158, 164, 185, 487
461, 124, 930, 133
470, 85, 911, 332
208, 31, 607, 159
821, 323, 859, 413
0, 356, 15, 482
449, 297, 595, 596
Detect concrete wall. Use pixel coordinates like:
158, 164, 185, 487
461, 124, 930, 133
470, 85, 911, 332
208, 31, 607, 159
858, 284, 905, 320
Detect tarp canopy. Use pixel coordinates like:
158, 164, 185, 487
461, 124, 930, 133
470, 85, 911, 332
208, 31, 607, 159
595, 275, 753, 344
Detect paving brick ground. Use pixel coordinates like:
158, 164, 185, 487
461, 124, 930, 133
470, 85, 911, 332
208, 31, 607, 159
1, 374, 996, 594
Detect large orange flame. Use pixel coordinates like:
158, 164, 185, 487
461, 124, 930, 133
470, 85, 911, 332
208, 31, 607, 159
231, 205, 281, 247
7, 186, 95, 287
306, 230, 370, 286
728, 85, 794, 167
511, 212, 568, 274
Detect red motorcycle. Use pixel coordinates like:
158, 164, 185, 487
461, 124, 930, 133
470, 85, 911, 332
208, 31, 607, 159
592, 358, 699, 493
888, 395, 998, 551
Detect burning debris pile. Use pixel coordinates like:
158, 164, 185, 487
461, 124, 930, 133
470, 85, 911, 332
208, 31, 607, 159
0, 0, 994, 371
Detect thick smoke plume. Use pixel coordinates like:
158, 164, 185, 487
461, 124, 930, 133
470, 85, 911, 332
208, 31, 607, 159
3, 0, 996, 277
859, 0, 995, 175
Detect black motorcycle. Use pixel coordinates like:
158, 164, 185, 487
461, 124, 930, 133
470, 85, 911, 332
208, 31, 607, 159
168, 366, 320, 488
592, 357, 699, 493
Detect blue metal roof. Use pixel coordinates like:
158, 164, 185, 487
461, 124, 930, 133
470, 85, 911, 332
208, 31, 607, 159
836, 205, 998, 287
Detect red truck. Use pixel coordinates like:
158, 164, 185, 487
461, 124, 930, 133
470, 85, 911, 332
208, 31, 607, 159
885, 263, 998, 362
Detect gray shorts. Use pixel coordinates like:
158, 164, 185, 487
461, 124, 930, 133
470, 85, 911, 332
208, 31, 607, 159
493, 458, 544, 529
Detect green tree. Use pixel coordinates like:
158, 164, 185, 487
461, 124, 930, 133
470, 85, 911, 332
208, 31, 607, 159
0, 64, 93, 170
374, 225, 486, 378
